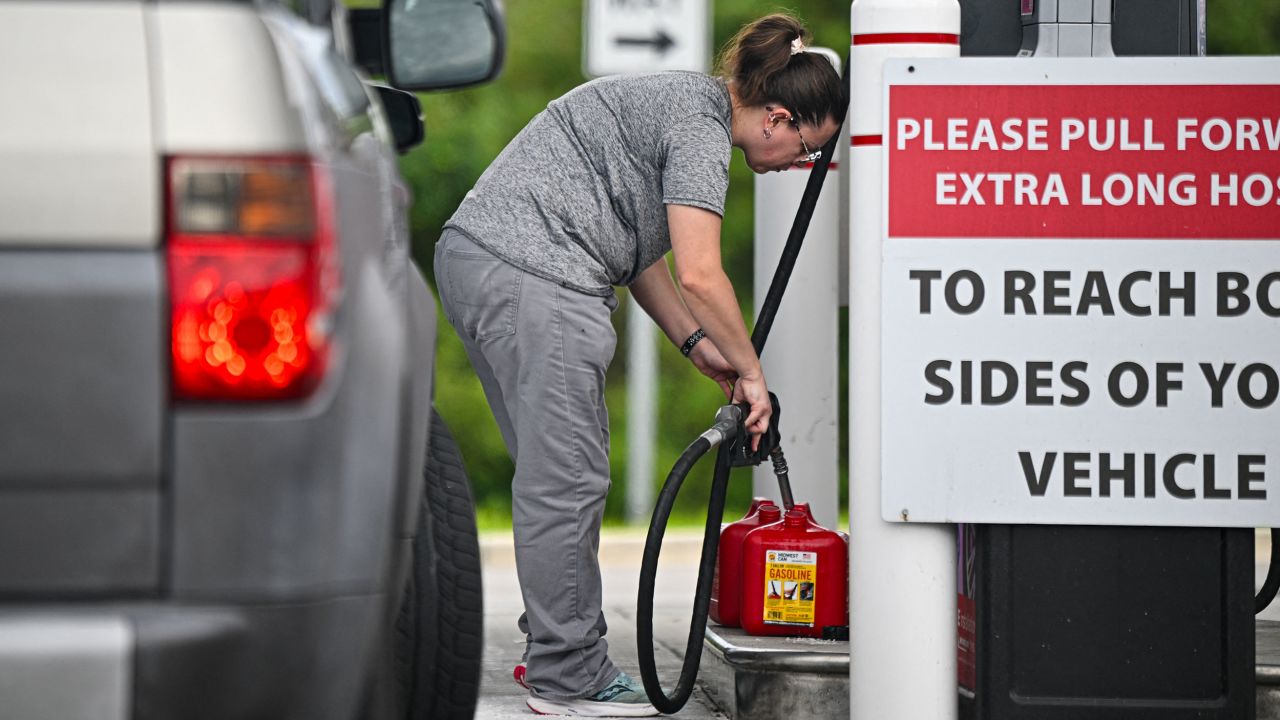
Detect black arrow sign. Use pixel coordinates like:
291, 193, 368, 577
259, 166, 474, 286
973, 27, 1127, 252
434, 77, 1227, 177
615, 29, 675, 54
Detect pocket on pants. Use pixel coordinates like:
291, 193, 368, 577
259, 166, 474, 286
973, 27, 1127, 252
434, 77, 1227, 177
444, 248, 522, 341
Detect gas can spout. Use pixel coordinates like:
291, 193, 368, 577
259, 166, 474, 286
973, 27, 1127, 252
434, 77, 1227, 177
769, 446, 795, 510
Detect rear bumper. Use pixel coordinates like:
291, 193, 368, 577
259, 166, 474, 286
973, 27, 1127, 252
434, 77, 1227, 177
0, 594, 386, 720
0, 615, 130, 720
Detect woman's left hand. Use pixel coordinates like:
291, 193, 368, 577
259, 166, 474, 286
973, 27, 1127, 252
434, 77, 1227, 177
688, 339, 737, 400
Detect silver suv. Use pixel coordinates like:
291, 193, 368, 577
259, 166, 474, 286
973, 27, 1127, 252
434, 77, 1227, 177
0, 1, 501, 718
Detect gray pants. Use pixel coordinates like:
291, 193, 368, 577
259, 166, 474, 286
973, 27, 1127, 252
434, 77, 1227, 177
434, 228, 620, 700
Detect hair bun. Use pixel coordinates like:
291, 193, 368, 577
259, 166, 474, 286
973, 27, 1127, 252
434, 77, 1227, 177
716, 13, 848, 131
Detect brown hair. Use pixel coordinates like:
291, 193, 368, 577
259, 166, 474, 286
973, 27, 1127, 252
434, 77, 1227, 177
716, 13, 847, 128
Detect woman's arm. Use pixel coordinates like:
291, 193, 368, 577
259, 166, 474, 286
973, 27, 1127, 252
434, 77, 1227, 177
630, 258, 738, 399
628, 258, 699, 348
665, 203, 771, 441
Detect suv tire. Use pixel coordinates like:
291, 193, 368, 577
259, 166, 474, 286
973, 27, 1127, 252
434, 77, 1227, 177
397, 408, 484, 720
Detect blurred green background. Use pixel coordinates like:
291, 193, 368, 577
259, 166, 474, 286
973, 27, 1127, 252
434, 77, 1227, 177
403, 1, 1280, 529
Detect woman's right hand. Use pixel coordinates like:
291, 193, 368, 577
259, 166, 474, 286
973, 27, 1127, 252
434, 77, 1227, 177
687, 338, 737, 400
732, 372, 771, 452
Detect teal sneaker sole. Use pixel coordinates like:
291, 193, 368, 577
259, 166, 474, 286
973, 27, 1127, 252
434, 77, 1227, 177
526, 695, 659, 717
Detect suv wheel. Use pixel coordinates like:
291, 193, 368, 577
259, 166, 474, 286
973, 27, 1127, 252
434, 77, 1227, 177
396, 408, 484, 720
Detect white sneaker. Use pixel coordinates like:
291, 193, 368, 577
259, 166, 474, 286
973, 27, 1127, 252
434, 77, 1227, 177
525, 672, 659, 717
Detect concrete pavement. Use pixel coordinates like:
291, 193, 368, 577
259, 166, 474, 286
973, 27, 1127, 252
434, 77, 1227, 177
478, 527, 728, 719
477, 527, 1280, 719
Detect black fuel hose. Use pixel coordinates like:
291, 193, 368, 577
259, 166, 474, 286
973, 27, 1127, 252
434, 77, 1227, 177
636, 452, 727, 712
636, 63, 848, 713
636, 410, 739, 713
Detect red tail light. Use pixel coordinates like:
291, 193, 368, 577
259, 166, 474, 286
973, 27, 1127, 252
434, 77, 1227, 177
166, 156, 340, 401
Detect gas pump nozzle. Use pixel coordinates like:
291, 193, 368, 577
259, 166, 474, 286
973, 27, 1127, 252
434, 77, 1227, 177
717, 392, 794, 509
697, 404, 744, 448
724, 392, 781, 468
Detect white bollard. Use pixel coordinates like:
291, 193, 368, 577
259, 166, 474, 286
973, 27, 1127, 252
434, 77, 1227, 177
751, 49, 843, 530
848, 2, 960, 719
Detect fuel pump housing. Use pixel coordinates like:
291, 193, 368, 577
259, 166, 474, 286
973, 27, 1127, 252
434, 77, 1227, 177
951, 3, 1255, 718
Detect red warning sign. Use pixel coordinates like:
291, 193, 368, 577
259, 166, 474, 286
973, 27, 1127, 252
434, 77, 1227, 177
887, 84, 1280, 239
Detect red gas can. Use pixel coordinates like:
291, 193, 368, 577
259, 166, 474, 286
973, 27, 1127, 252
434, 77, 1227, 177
721, 497, 772, 532
711, 500, 779, 627
791, 501, 850, 547
740, 508, 848, 638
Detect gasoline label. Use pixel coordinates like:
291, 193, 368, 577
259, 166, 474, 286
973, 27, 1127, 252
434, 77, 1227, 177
763, 549, 817, 626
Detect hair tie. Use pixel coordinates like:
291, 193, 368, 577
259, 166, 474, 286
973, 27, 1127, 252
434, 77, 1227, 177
790, 37, 805, 55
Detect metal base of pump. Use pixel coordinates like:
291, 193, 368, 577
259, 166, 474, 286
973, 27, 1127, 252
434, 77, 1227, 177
700, 625, 848, 720
1257, 622, 1280, 717
702, 622, 1280, 720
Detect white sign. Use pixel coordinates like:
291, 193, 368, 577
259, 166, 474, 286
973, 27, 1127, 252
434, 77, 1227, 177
880, 58, 1280, 528
583, 0, 708, 77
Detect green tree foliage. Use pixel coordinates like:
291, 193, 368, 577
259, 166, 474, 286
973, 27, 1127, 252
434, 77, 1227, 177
1208, 0, 1280, 55
406, 0, 1278, 528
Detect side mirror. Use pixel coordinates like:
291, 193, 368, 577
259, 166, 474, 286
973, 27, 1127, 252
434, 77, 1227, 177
383, 0, 505, 91
348, 8, 384, 76
370, 84, 425, 154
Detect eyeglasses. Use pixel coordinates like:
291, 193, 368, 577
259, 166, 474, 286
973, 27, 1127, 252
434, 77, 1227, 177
791, 119, 822, 163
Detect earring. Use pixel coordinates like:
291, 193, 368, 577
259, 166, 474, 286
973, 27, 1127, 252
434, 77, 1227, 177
763, 127, 773, 139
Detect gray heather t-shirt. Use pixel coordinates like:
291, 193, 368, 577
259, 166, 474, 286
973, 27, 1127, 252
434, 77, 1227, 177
444, 72, 733, 296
